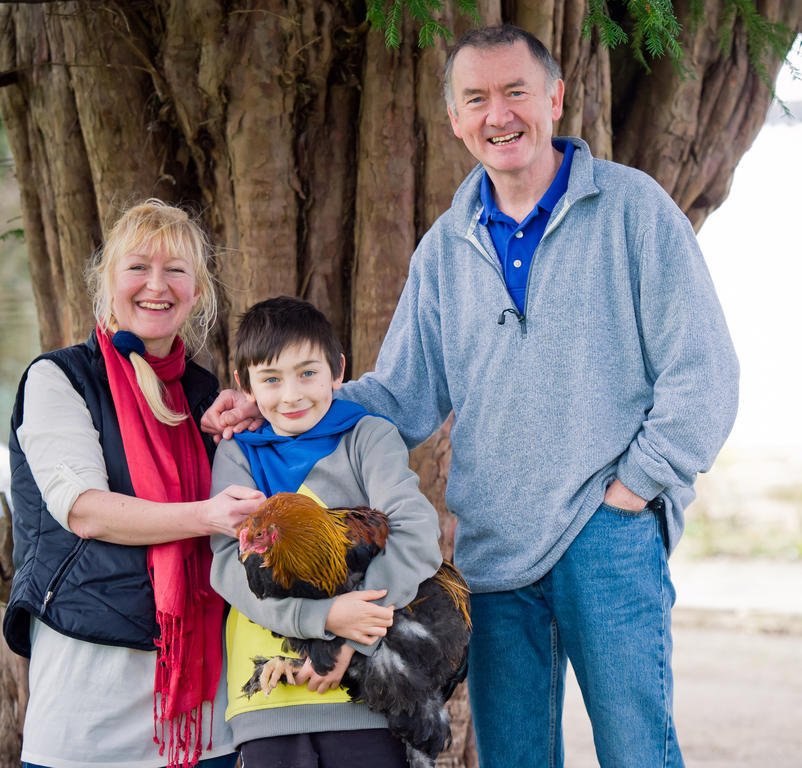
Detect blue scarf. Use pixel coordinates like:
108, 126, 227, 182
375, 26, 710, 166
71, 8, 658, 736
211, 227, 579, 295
233, 399, 373, 495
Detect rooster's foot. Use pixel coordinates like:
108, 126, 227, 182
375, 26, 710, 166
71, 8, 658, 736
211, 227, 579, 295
242, 655, 304, 698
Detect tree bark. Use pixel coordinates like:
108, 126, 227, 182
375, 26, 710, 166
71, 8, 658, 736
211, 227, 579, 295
351, 17, 417, 378
1, 494, 28, 768
613, 0, 802, 229
1, 1, 800, 764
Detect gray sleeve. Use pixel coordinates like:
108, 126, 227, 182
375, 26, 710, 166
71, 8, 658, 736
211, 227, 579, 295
345, 417, 443, 654
617, 212, 739, 499
16, 360, 110, 530
209, 438, 335, 639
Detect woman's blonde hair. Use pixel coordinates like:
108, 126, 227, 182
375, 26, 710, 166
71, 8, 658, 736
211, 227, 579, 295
86, 199, 217, 426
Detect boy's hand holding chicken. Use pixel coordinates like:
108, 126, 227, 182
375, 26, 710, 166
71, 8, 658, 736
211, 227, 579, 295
324, 588, 394, 646
264, 590, 394, 695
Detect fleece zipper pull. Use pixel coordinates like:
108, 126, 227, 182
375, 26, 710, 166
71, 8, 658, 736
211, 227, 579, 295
497, 308, 527, 336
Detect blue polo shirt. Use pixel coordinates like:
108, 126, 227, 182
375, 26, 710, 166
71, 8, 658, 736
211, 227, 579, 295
479, 139, 574, 313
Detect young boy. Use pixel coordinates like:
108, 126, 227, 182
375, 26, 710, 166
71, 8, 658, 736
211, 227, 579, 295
209, 296, 443, 767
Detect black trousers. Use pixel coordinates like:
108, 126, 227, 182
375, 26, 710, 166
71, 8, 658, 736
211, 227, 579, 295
240, 728, 408, 768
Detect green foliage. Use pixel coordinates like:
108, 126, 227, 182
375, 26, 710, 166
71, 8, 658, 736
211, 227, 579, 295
0, 228, 24, 243
584, 0, 629, 50
368, 0, 793, 94
365, 0, 478, 48
366, 0, 795, 92
785, 35, 802, 91
687, 0, 705, 29
581, 0, 793, 85
720, 0, 796, 88
583, 0, 683, 71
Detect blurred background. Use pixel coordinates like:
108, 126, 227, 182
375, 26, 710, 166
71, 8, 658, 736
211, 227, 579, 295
687, 37, 802, 563
0, 121, 36, 505
566, 39, 802, 768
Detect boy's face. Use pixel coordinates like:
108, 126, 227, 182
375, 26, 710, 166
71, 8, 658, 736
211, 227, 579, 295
242, 342, 345, 437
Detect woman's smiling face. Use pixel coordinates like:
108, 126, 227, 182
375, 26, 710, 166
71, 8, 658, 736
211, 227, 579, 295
111, 245, 200, 357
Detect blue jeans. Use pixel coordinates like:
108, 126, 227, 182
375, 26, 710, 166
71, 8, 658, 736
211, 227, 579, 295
23, 754, 238, 768
467, 501, 684, 768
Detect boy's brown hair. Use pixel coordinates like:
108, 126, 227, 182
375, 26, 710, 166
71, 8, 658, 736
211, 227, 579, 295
234, 296, 344, 393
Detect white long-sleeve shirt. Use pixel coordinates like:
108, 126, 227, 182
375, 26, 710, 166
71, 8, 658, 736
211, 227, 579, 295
16, 360, 233, 768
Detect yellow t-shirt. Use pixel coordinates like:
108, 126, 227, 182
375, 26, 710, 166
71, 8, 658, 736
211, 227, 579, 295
225, 486, 352, 719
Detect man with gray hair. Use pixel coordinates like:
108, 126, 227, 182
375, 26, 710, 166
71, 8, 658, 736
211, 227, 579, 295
337, 24, 737, 768
206, 23, 738, 768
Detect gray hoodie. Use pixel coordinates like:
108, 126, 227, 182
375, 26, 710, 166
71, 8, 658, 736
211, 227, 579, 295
340, 137, 739, 593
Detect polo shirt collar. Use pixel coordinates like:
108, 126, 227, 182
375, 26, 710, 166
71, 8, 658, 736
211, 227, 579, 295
478, 139, 575, 226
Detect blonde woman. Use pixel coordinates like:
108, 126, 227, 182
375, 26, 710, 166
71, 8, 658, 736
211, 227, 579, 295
4, 200, 264, 768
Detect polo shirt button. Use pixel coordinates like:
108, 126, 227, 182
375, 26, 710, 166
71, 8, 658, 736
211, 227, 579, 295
514, 231, 523, 239
513, 259, 522, 268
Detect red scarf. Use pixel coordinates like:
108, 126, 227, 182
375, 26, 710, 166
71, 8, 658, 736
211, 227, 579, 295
97, 325, 222, 768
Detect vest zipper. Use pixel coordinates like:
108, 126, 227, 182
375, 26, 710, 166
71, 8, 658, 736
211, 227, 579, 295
42, 540, 87, 613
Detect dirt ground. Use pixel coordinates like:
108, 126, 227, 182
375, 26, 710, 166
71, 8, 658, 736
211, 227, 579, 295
562, 555, 802, 768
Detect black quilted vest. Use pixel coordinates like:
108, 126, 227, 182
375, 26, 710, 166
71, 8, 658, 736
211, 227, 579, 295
3, 331, 218, 657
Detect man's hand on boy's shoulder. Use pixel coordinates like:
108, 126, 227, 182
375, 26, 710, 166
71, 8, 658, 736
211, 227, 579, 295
202, 388, 264, 443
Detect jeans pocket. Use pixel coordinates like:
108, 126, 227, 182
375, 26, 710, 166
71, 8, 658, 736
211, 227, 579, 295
599, 498, 669, 551
599, 501, 652, 518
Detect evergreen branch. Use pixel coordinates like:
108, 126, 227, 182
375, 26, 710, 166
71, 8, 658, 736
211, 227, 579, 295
583, 0, 628, 49
385, 1, 403, 49
627, 0, 683, 69
454, 0, 480, 23
365, 0, 478, 48
582, 0, 684, 68
719, 0, 795, 98
365, 0, 385, 31
364, 0, 795, 95
0, 228, 24, 243
719, 1, 737, 52
419, 20, 453, 48
686, 0, 705, 32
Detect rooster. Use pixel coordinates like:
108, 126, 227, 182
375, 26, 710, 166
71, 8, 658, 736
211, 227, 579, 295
236, 492, 471, 768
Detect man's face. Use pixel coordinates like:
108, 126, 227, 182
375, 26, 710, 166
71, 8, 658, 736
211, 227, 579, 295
447, 40, 564, 183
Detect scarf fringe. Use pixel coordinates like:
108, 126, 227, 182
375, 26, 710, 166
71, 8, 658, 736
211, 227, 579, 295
154, 612, 208, 767
153, 703, 204, 768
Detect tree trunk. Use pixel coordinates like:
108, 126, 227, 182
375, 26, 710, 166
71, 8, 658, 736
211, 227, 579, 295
1, 1, 800, 764
612, 0, 802, 229
1, 494, 27, 768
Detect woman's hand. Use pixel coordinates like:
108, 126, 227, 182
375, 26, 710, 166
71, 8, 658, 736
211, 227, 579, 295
324, 589, 394, 645
69, 484, 265, 544
294, 644, 356, 694
200, 389, 264, 444
201, 485, 266, 537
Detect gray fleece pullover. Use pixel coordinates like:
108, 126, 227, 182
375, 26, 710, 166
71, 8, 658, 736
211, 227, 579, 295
339, 137, 739, 593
